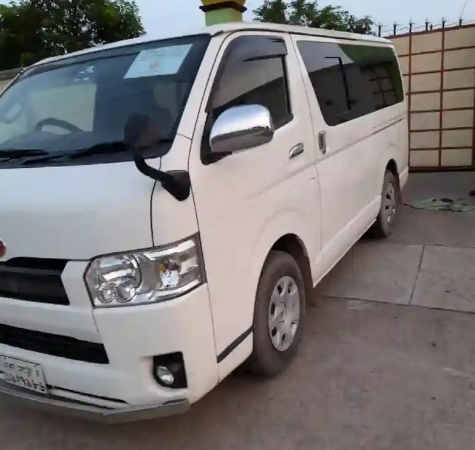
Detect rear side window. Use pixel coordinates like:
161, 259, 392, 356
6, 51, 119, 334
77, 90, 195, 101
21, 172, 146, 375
208, 35, 292, 129
297, 41, 403, 126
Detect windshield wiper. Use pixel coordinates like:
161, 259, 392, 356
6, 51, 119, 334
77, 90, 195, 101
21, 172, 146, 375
21, 139, 173, 166
20, 141, 128, 165
0, 149, 49, 162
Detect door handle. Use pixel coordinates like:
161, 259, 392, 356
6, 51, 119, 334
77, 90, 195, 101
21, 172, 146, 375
289, 143, 305, 159
318, 131, 327, 154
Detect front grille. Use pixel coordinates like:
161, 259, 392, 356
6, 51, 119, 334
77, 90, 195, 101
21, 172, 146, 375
0, 258, 69, 305
0, 323, 109, 364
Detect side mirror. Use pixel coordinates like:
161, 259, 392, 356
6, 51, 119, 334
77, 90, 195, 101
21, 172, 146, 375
209, 105, 274, 154
124, 112, 191, 202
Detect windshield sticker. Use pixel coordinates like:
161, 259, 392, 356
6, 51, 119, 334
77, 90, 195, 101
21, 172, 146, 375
74, 64, 95, 82
124, 44, 192, 78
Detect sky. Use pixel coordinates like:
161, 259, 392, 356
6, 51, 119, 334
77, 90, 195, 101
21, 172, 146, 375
138, 0, 475, 37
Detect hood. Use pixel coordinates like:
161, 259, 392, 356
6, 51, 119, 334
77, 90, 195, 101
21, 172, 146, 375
0, 160, 156, 261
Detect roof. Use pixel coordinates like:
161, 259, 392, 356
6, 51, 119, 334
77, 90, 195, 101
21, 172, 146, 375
207, 22, 390, 43
32, 21, 391, 68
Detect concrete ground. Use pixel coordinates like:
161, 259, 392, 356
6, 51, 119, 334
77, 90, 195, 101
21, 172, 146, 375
2, 172, 475, 450
319, 172, 475, 312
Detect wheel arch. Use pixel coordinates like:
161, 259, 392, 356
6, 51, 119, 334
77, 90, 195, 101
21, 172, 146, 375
245, 210, 317, 326
385, 158, 401, 194
214, 211, 317, 379
269, 234, 313, 302
386, 158, 399, 176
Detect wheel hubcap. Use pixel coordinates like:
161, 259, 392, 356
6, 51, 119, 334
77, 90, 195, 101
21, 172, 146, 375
268, 276, 300, 352
383, 182, 397, 224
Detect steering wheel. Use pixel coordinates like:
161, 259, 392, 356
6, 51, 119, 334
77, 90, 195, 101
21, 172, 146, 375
35, 118, 83, 134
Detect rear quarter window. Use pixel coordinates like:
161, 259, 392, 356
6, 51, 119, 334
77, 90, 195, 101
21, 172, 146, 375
297, 41, 404, 126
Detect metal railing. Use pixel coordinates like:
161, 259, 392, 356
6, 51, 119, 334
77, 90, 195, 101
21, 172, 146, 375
377, 18, 475, 37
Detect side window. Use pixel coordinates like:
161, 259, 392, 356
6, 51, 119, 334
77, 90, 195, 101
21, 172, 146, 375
208, 35, 292, 129
338, 54, 375, 120
346, 45, 404, 110
297, 41, 403, 126
295, 42, 344, 126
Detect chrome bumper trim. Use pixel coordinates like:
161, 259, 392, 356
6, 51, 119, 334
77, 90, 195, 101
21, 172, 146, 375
0, 384, 190, 423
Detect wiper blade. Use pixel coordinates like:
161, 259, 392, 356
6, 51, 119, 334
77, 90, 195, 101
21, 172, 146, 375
20, 139, 173, 166
0, 149, 49, 162
0, 149, 49, 157
21, 141, 128, 165
70, 141, 128, 159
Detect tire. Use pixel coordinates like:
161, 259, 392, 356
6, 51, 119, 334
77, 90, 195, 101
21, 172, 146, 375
247, 251, 306, 377
368, 170, 400, 238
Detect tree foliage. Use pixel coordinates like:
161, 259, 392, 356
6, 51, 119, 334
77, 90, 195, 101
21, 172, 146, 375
0, 0, 145, 70
254, 0, 374, 35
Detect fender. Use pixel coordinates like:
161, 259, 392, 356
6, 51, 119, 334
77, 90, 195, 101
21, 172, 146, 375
217, 207, 318, 380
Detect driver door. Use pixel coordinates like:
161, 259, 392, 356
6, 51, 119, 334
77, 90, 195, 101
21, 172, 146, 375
188, 32, 320, 376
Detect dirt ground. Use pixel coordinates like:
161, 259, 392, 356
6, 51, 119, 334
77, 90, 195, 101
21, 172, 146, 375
1, 172, 475, 450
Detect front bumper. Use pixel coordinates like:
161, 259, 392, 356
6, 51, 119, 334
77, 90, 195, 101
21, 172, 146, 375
0, 277, 219, 414
0, 383, 189, 423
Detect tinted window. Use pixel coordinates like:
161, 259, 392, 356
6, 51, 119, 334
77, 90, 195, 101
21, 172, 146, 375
297, 41, 403, 126
351, 46, 403, 110
209, 36, 292, 129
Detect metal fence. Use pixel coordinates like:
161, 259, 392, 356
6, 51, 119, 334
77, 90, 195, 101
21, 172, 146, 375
378, 19, 475, 38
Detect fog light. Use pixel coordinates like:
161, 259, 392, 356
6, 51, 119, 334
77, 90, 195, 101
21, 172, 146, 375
156, 366, 175, 386
153, 353, 187, 389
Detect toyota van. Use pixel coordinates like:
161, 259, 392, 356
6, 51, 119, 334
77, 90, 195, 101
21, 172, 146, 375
0, 22, 408, 422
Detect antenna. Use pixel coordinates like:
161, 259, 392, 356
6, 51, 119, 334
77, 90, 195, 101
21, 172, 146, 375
460, 0, 470, 19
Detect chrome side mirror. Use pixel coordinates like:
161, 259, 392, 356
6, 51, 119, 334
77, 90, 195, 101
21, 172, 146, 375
209, 105, 274, 154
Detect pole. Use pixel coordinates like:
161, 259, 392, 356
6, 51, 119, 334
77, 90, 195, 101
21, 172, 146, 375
200, 0, 247, 26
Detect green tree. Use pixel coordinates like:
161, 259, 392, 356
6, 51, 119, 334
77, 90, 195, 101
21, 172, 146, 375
0, 0, 145, 70
254, 0, 374, 35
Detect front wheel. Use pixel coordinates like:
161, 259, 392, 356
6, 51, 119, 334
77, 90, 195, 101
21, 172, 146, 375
246, 251, 305, 377
368, 170, 400, 238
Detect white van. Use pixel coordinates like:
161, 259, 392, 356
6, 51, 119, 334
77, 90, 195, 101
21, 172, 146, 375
0, 22, 408, 422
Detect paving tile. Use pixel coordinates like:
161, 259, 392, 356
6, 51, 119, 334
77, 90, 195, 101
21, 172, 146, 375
412, 245, 475, 312
318, 243, 424, 305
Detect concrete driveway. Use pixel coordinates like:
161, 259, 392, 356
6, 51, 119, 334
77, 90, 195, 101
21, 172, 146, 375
2, 172, 475, 450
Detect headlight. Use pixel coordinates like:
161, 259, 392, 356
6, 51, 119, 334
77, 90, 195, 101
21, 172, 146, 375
85, 236, 204, 307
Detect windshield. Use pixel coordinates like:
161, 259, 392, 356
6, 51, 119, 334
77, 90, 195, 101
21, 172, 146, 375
0, 35, 210, 168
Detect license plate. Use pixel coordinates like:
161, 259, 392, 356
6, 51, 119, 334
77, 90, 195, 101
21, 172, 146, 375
0, 355, 47, 394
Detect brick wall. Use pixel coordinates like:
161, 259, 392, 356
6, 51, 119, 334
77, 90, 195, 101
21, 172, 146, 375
392, 24, 475, 170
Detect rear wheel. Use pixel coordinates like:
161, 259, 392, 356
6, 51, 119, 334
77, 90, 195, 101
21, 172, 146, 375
247, 251, 305, 377
368, 170, 400, 238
